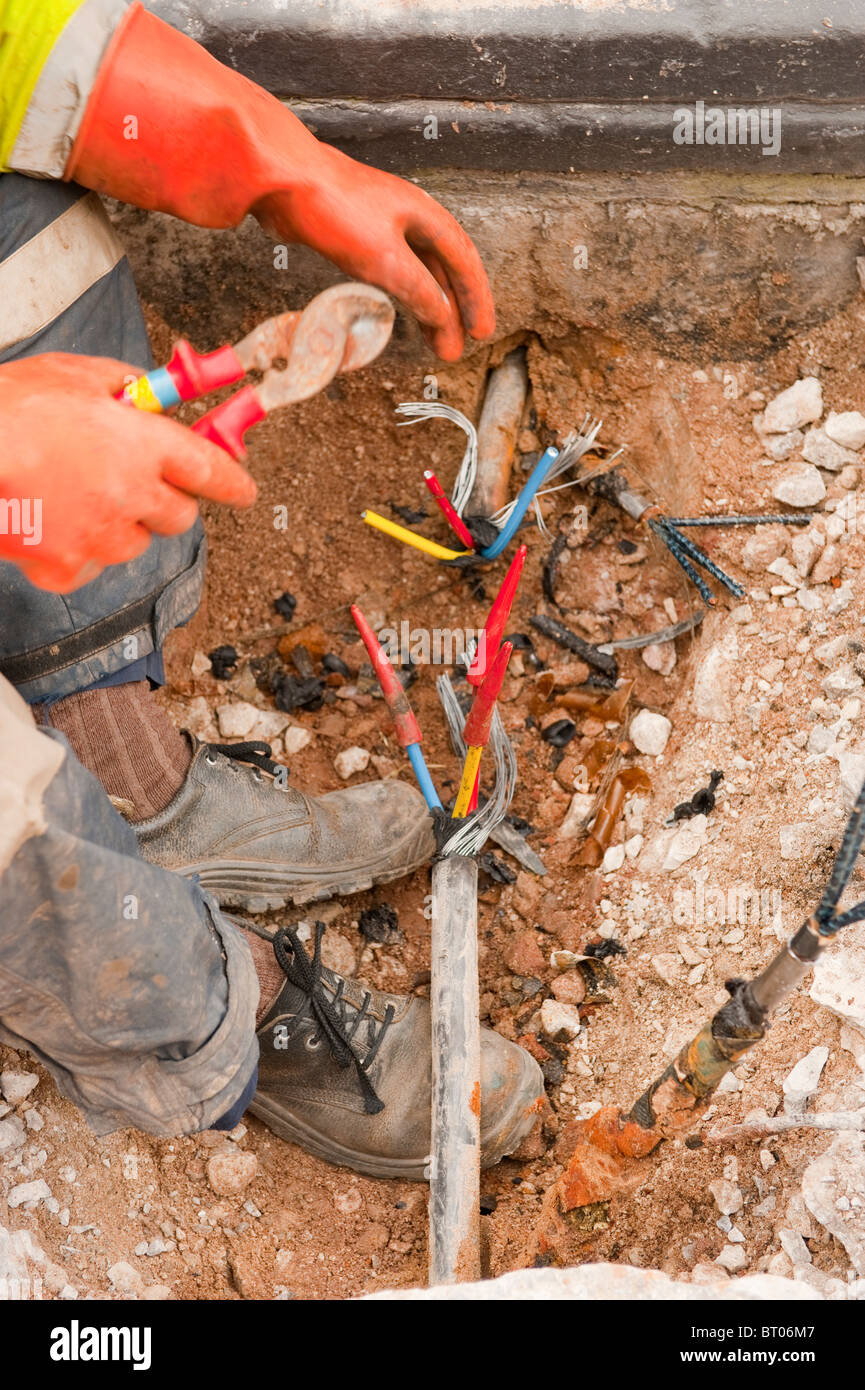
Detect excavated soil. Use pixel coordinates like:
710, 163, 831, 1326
4, 292, 865, 1300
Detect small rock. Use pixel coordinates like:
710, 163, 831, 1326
629, 709, 671, 755
334, 1189, 363, 1215
651, 953, 681, 986
791, 530, 824, 578
503, 931, 546, 977
812, 543, 842, 586
601, 843, 625, 872
206, 1149, 259, 1197
216, 701, 260, 739
108, 1261, 143, 1294
762, 377, 823, 433
783, 1046, 829, 1113
806, 1134, 865, 1273
642, 642, 676, 676
814, 635, 848, 666
811, 925, 865, 1029
663, 818, 706, 872
283, 725, 312, 755
0, 1115, 26, 1153
0, 1070, 38, 1104
824, 410, 865, 451
24, 1108, 43, 1132
319, 932, 356, 977
7, 1179, 52, 1209
550, 972, 586, 1006
772, 465, 826, 509
557, 792, 595, 840
742, 529, 787, 571
760, 1149, 776, 1172
715, 1244, 748, 1273
802, 427, 860, 473
692, 638, 736, 723
824, 664, 863, 699
778, 1229, 812, 1268
838, 752, 865, 813
766, 429, 804, 461
334, 746, 370, 779
709, 1179, 744, 1216
190, 650, 212, 678
539, 999, 581, 1040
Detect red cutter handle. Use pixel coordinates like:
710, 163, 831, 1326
166, 340, 245, 400
191, 387, 267, 459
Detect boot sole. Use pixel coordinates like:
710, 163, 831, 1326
247, 1050, 544, 1182
170, 854, 429, 913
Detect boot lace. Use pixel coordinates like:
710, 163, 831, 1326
272, 923, 394, 1115
206, 741, 283, 777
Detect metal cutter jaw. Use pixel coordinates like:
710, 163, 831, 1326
236, 283, 395, 409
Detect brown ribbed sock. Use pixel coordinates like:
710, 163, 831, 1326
241, 929, 286, 1025
43, 680, 192, 822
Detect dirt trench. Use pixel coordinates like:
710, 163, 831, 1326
4, 292, 865, 1300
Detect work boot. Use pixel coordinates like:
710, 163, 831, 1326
135, 739, 435, 911
248, 923, 546, 1180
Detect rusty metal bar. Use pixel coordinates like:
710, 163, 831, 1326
428, 852, 481, 1285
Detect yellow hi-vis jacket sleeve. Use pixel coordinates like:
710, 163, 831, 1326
0, 0, 86, 169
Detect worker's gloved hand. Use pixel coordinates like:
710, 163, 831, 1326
254, 149, 494, 362
0, 354, 257, 593
66, 4, 494, 362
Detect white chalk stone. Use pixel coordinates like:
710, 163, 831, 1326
782, 1045, 829, 1113
802, 427, 860, 473
772, 465, 826, 509
762, 378, 823, 433
334, 746, 371, 779
629, 709, 672, 755
540, 999, 581, 1040
803, 1134, 865, 1277
824, 410, 865, 451
0, 1070, 38, 1105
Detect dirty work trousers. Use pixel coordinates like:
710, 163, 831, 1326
0, 176, 259, 1133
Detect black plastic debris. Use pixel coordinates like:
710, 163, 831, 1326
542, 718, 577, 749
207, 645, 238, 680
617, 538, 638, 555
272, 672, 325, 713
273, 591, 297, 620
479, 1194, 498, 1215
584, 938, 627, 959
358, 903, 404, 945
670, 769, 724, 823
463, 515, 500, 551
322, 653, 350, 677
529, 614, 619, 683
478, 851, 517, 885
541, 1056, 565, 1087
250, 651, 283, 693
389, 500, 428, 526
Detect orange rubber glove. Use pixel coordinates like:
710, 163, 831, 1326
65, 3, 494, 362
0, 354, 257, 594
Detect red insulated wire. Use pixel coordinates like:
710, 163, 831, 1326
463, 641, 513, 748
466, 544, 526, 687
350, 604, 422, 748
423, 470, 476, 551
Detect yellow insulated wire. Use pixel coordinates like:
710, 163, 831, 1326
452, 744, 483, 819
361, 509, 471, 562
